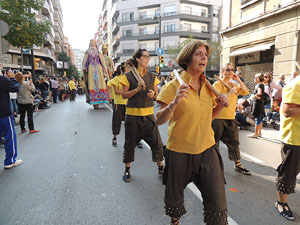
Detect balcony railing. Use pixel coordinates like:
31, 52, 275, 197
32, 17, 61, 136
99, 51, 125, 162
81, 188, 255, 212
117, 10, 210, 24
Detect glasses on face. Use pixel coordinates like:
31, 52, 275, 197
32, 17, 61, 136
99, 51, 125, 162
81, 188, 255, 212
141, 55, 150, 59
264, 76, 269, 78
225, 68, 235, 72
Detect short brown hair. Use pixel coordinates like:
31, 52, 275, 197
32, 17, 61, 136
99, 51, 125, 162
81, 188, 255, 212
15, 72, 23, 83
176, 40, 210, 70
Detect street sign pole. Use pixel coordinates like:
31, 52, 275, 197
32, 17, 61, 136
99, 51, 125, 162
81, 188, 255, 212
158, 16, 161, 76
31, 48, 36, 83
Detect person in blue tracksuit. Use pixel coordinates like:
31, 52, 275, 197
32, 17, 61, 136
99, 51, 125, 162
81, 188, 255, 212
0, 69, 23, 169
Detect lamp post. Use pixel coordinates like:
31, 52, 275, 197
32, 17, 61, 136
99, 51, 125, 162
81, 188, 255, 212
153, 16, 162, 76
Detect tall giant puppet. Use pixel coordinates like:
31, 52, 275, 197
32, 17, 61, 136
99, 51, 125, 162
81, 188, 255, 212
102, 44, 114, 79
82, 40, 109, 109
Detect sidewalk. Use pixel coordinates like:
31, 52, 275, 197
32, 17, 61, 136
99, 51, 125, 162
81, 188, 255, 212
245, 124, 281, 144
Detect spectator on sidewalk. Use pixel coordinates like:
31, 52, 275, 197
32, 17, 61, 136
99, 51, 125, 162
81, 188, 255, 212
267, 99, 280, 122
0, 69, 23, 169
37, 77, 49, 101
51, 77, 59, 103
9, 92, 18, 118
68, 77, 76, 101
274, 75, 300, 221
15, 72, 40, 134
264, 73, 282, 109
235, 99, 252, 129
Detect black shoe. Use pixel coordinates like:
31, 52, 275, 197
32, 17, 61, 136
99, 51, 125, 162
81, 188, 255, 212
158, 165, 164, 176
123, 171, 131, 182
234, 165, 251, 175
275, 201, 294, 221
137, 142, 143, 148
112, 138, 117, 147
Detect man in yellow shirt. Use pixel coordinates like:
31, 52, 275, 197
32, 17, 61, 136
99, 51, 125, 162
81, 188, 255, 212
212, 63, 250, 175
120, 49, 164, 182
68, 77, 76, 101
275, 76, 300, 221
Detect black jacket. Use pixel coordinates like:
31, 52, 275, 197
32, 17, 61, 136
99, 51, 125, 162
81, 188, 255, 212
0, 76, 19, 118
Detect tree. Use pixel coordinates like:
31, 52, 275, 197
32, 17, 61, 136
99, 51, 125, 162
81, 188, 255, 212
166, 37, 221, 75
0, 0, 51, 70
55, 52, 80, 80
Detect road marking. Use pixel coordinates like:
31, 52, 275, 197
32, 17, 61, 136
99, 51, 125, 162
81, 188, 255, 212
220, 143, 264, 164
187, 183, 238, 225
106, 103, 238, 224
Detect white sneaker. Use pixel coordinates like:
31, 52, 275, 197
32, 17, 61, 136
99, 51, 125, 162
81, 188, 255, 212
4, 159, 23, 169
247, 134, 258, 138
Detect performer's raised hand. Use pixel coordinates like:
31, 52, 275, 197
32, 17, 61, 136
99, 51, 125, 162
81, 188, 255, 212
173, 83, 189, 106
147, 89, 155, 98
137, 79, 145, 91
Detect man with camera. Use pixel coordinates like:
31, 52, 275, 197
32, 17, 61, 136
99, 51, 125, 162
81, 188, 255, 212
0, 68, 23, 169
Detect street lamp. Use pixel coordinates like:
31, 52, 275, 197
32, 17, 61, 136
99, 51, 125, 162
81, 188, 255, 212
152, 16, 162, 76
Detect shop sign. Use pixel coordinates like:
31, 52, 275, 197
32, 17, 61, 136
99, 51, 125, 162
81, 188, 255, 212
237, 51, 260, 64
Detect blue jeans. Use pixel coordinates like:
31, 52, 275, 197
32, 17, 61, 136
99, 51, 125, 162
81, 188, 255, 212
267, 112, 278, 120
255, 116, 264, 125
10, 99, 18, 114
42, 90, 48, 100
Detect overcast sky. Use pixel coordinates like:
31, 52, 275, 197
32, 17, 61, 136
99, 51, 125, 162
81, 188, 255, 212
60, 0, 103, 51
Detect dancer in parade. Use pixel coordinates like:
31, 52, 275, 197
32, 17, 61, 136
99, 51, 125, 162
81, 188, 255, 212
120, 49, 164, 182
212, 63, 251, 175
108, 64, 127, 147
156, 40, 229, 225
82, 39, 109, 109
275, 75, 300, 221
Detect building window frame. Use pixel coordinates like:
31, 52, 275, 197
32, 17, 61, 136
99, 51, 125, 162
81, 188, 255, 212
164, 24, 175, 33
122, 12, 134, 22
240, 0, 260, 9
122, 29, 134, 37
139, 11, 147, 19
164, 5, 176, 16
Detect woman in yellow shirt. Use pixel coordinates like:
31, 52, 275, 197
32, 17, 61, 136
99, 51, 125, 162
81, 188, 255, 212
212, 63, 250, 175
120, 49, 164, 183
156, 41, 229, 225
109, 64, 127, 147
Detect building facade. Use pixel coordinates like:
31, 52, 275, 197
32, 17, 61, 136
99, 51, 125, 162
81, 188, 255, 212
2, 0, 57, 76
73, 49, 85, 75
64, 37, 75, 65
100, 0, 222, 75
222, 0, 300, 90
53, 0, 65, 59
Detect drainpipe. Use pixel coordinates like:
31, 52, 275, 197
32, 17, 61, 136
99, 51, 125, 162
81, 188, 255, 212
293, 9, 300, 75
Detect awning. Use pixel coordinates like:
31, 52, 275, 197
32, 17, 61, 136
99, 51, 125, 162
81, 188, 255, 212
229, 42, 274, 57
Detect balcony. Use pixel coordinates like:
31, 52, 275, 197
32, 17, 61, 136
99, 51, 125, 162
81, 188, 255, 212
112, 38, 120, 48
42, 1, 50, 16
112, 21, 119, 35
117, 10, 212, 26
116, 49, 134, 58
119, 29, 210, 42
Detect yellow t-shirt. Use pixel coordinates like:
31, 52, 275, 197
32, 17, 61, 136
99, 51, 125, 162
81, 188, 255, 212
109, 75, 127, 105
68, 80, 76, 90
120, 71, 160, 116
107, 79, 115, 100
157, 71, 216, 154
280, 76, 300, 146
213, 80, 249, 120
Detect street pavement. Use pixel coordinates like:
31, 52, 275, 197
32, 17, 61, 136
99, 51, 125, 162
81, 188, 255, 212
0, 95, 299, 225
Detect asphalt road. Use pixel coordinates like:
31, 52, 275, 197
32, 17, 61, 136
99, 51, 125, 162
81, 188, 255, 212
0, 95, 299, 225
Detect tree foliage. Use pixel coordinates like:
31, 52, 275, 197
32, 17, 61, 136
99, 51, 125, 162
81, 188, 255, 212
55, 52, 80, 80
0, 0, 50, 48
166, 36, 221, 72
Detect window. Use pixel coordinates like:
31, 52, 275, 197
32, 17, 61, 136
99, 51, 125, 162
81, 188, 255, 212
155, 26, 159, 34
122, 12, 134, 22
140, 11, 147, 19
139, 43, 147, 49
241, 0, 259, 7
122, 29, 133, 37
164, 5, 176, 16
140, 27, 147, 35
155, 9, 161, 17
201, 26, 207, 32
155, 42, 159, 49
201, 9, 207, 17
164, 24, 175, 33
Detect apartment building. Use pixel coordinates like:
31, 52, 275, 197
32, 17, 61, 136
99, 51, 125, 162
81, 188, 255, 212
53, 0, 65, 59
64, 37, 75, 65
101, 0, 222, 75
73, 49, 85, 74
222, 0, 300, 90
2, 0, 57, 76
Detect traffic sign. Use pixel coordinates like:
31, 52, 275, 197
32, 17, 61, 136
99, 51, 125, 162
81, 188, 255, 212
22, 48, 30, 55
0, 20, 9, 36
156, 47, 164, 56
